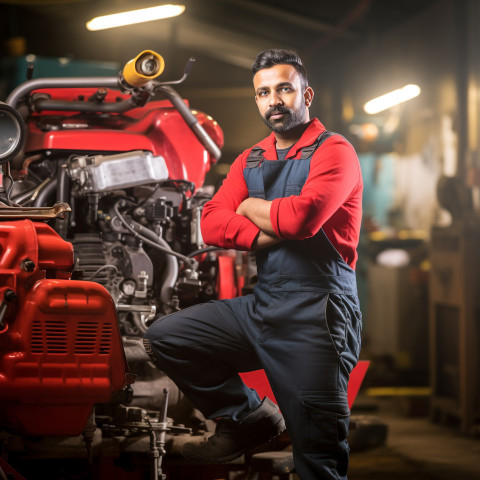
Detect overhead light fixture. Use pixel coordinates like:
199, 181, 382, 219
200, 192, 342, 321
364, 84, 421, 114
86, 4, 185, 31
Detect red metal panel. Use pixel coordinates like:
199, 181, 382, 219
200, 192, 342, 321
0, 279, 128, 436
25, 90, 224, 190
0, 221, 129, 436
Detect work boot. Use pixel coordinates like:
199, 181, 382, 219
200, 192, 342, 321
182, 397, 286, 464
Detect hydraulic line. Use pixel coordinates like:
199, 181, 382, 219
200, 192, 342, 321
32, 177, 57, 207
113, 200, 197, 272
55, 164, 70, 238
121, 216, 179, 305
188, 246, 224, 258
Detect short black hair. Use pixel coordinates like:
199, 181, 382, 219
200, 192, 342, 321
252, 49, 308, 89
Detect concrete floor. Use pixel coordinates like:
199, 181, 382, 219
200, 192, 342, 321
348, 397, 480, 480
5, 394, 478, 479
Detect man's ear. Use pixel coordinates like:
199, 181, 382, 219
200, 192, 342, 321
304, 86, 314, 107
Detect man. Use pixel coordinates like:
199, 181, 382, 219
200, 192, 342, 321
144, 49, 363, 480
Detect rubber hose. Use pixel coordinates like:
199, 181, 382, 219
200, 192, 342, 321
125, 218, 179, 305
33, 177, 57, 207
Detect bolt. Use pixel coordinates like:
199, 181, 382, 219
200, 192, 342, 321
4, 290, 16, 302
20, 258, 36, 272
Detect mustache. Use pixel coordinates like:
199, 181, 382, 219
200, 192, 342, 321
265, 105, 291, 119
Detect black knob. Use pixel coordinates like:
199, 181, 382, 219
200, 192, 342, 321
21, 258, 36, 272
4, 289, 16, 302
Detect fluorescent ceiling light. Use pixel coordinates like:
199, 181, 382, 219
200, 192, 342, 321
364, 84, 421, 114
86, 4, 185, 31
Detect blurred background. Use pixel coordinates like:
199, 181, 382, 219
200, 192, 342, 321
0, 0, 479, 477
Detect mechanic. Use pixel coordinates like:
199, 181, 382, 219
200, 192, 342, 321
143, 49, 363, 480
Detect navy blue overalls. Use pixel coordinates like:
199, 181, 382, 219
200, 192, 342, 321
144, 131, 363, 480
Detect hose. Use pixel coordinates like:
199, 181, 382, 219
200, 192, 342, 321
188, 246, 225, 258
85, 265, 119, 281
155, 85, 221, 161
55, 164, 70, 238
113, 199, 196, 273
121, 217, 179, 305
33, 177, 57, 207
12, 184, 41, 205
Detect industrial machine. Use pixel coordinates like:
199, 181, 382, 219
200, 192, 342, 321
0, 50, 247, 480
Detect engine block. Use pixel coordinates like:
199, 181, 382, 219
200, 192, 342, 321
0, 220, 130, 436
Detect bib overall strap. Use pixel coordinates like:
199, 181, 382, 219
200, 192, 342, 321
298, 130, 336, 159
245, 147, 265, 169
245, 130, 339, 167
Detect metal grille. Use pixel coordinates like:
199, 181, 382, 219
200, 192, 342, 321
74, 322, 98, 355
30, 320, 113, 355
99, 323, 113, 354
31, 320, 68, 354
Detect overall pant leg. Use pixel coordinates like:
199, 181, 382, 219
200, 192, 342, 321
143, 296, 263, 421
255, 288, 362, 480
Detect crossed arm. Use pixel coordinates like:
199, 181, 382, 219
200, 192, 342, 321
235, 197, 281, 250
201, 137, 361, 253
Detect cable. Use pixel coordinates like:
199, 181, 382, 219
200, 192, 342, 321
85, 264, 119, 281
188, 246, 225, 258
113, 200, 198, 269
1, 163, 14, 206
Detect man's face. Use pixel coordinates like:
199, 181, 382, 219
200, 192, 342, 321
253, 64, 310, 133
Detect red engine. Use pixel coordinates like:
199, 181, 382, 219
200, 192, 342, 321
0, 51, 246, 480
0, 220, 129, 436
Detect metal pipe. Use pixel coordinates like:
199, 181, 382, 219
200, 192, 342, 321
6, 74, 221, 162
33, 98, 137, 113
155, 85, 222, 161
55, 164, 70, 238
116, 304, 156, 327
6, 77, 120, 108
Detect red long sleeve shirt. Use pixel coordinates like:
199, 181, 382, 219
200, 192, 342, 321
201, 118, 363, 269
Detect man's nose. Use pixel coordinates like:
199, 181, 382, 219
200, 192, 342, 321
268, 91, 283, 106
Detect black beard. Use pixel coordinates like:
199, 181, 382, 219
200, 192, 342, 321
261, 103, 307, 133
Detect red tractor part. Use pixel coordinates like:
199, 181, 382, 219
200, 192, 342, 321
0, 220, 130, 436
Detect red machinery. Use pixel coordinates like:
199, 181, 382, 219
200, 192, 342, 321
0, 220, 130, 436
0, 51, 233, 480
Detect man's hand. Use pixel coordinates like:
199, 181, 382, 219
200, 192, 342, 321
252, 231, 282, 250
236, 197, 277, 237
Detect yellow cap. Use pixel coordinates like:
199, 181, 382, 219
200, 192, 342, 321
122, 50, 165, 87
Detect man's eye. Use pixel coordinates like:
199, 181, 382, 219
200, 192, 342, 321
258, 91, 268, 96
280, 87, 292, 93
